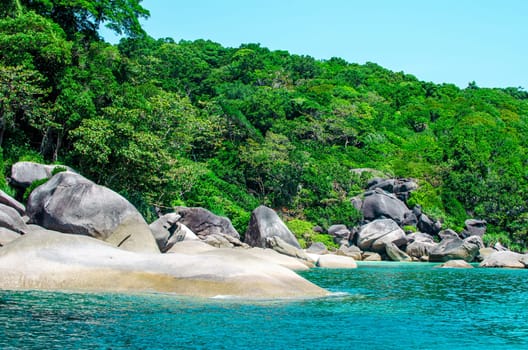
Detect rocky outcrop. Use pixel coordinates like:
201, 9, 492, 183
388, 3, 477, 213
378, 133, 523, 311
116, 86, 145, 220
357, 219, 407, 253
417, 213, 441, 236
361, 189, 410, 224
175, 207, 239, 240
26, 172, 159, 253
436, 260, 474, 268
244, 206, 300, 248
438, 229, 459, 240
385, 243, 412, 262
0, 227, 20, 246
428, 237, 481, 262
461, 219, 487, 238
305, 242, 329, 255
362, 252, 382, 261
317, 255, 357, 268
480, 251, 528, 269
0, 203, 29, 234
149, 213, 182, 252
327, 224, 350, 245
203, 233, 249, 248
336, 244, 362, 260
0, 230, 328, 299
265, 236, 312, 263
9, 161, 72, 189
0, 190, 25, 215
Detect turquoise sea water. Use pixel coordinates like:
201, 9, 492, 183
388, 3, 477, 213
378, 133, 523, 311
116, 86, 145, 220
1, 262, 527, 350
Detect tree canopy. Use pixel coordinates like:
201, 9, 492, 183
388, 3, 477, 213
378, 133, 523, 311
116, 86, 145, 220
2, 1, 528, 250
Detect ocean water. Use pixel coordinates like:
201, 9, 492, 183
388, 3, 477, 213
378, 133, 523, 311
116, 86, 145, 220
1, 262, 527, 350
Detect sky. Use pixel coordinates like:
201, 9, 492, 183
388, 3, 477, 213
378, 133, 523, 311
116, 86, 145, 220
105, 0, 527, 88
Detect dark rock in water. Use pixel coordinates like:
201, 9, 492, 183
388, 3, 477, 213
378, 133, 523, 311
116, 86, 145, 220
26, 172, 159, 253
328, 224, 350, 245
428, 237, 480, 262
361, 188, 410, 225
438, 229, 459, 240
417, 213, 441, 236
0, 204, 29, 235
10, 161, 73, 189
244, 206, 300, 248
175, 206, 240, 240
357, 219, 407, 253
0, 190, 25, 216
480, 251, 528, 269
306, 242, 329, 255
386, 243, 412, 261
461, 219, 487, 238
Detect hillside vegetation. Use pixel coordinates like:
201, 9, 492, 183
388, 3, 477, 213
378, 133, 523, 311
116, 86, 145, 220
1, 1, 528, 250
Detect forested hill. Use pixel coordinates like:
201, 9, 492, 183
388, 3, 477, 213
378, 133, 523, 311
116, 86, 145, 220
1, 1, 528, 250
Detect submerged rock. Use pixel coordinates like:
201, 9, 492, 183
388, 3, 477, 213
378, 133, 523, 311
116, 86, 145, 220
0, 230, 328, 299
26, 172, 158, 253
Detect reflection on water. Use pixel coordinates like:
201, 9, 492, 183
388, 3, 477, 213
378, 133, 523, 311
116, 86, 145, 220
1, 263, 527, 349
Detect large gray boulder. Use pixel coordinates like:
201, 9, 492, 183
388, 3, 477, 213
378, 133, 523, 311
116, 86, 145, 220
0, 190, 25, 215
386, 243, 412, 262
305, 242, 329, 255
327, 224, 350, 244
10, 161, 72, 189
480, 251, 528, 269
0, 203, 29, 235
417, 213, 442, 236
175, 207, 240, 240
336, 244, 362, 260
26, 172, 159, 253
357, 219, 407, 253
149, 213, 182, 252
428, 237, 481, 262
0, 230, 328, 299
361, 188, 410, 224
406, 240, 437, 260
0, 227, 20, 246
461, 219, 487, 238
244, 206, 300, 248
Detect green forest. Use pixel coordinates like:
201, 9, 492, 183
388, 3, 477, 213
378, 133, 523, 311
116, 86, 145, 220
1, 0, 528, 251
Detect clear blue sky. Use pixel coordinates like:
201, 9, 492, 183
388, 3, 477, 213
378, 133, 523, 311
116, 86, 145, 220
105, 0, 527, 88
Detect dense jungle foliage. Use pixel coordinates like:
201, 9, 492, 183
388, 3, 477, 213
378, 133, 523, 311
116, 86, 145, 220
1, 1, 528, 250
